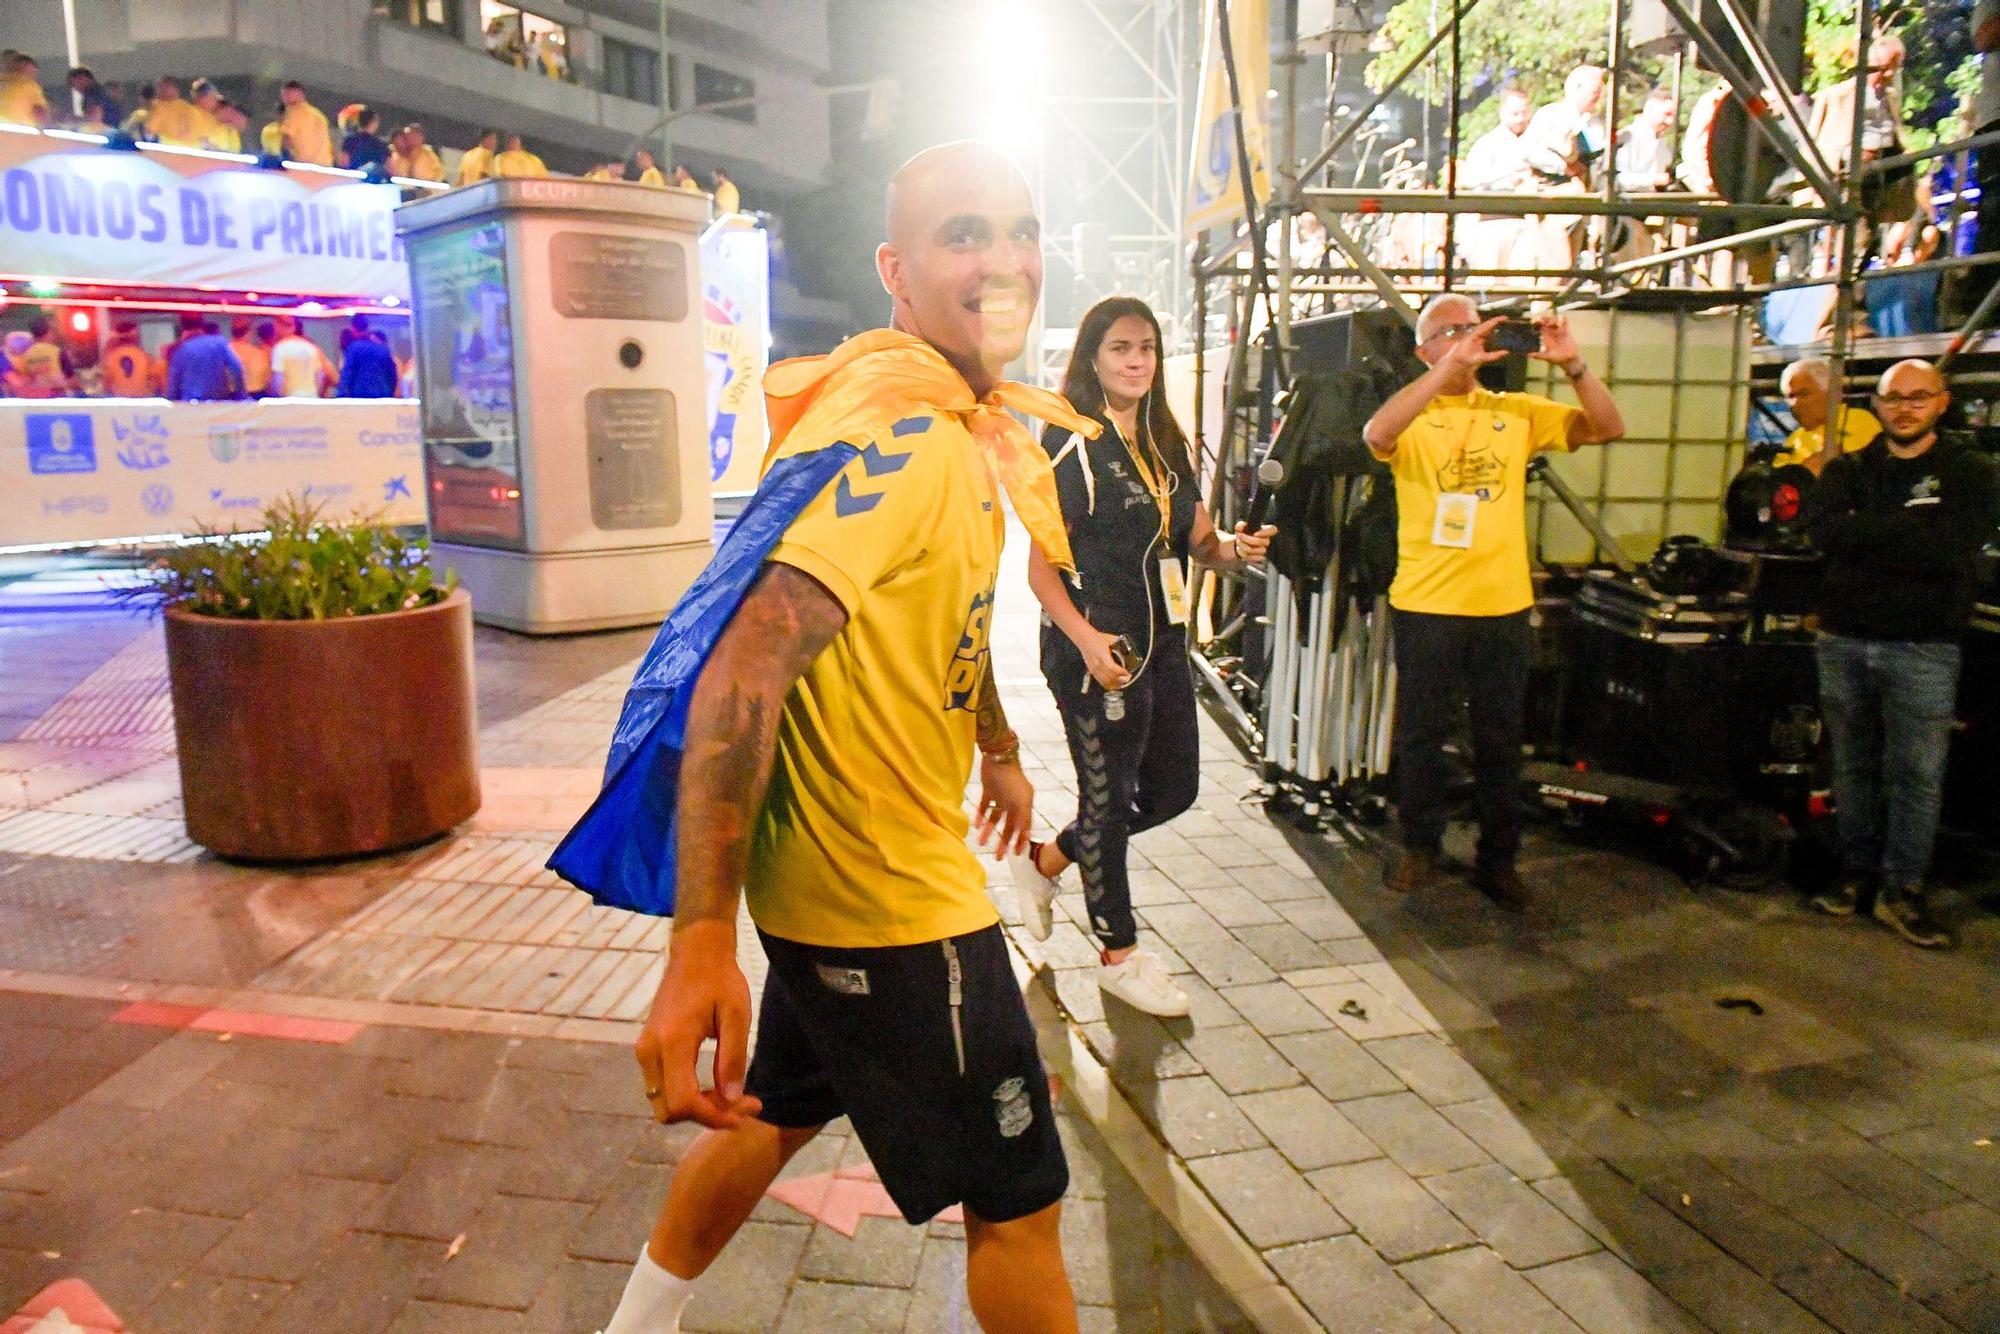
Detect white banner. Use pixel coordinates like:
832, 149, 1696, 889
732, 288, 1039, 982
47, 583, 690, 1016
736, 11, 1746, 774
701, 217, 770, 496
0, 399, 426, 548
0, 130, 409, 301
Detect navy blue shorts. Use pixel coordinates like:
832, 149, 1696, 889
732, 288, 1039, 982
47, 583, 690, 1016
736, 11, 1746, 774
746, 923, 1068, 1225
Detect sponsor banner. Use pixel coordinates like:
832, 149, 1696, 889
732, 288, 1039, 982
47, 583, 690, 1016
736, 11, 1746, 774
1185, 0, 1273, 237
0, 131, 409, 300
700, 217, 770, 495
1, 399, 424, 547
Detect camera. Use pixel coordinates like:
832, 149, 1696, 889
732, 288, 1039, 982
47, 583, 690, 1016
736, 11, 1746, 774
1489, 320, 1543, 355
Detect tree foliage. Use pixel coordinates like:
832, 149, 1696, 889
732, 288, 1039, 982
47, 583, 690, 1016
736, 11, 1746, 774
1366, 0, 1975, 151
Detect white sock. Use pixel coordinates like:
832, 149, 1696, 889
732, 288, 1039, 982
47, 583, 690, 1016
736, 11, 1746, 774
602, 1243, 696, 1334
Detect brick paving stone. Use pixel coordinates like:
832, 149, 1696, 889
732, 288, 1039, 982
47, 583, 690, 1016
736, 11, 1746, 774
1233, 922, 1334, 972
1082, 1016, 1203, 1082
775, 1278, 914, 1331
68, 1206, 237, 1318
1646, 1255, 1832, 1334
521, 1257, 628, 1333
1338, 1092, 1493, 1177
1125, 1075, 1267, 1159
572, 1159, 674, 1263
367, 1141, 531, 1244
1060, 1194, 1163, 1308
1266, 1235, 1451, 1333
1188, 1147, 1350, 1248
1217, 981, 1333, 1036
201, 1175, 388, 1282
1147, 854, 1237, 891
1926, 1276, 2000, 1332
388, 1299, 530, 1331
1775, 1249, 1960, 1334
1273, 895, 1366, 940
1441, 1097, 1563, 1182
1910, 1198, 2000, 1275
1177, 1025, 1302, 1095
1363, 1035, 1492, 1106
1778, 1183, 1987, 1301
1530, 1167, 1719, 1273
1397, 1245, 1583, 1334
1302, 981, 1431, 1041
1879, 1122, 2000, 1213
1309, 1157, 1478, 1263
419, 1194, 591, 1310
139, 1274, 290, 1334
901, 1232, 968, 1334
1168, 972, 1245, 1029
1524, 1252, 1705, 1334
497, 1110, 646, 1203
1238, 1085, 1382, 1171
1636, 1164, 1843, 1281
1184, 884, 1284, 927
1421, 1163, 1601, 1269
680, 1220, 810, 1332
1270, 1029, 1405, 1102
1233, 868, 1336, 904
263, 1231, 446, 1333
800, 1213, 926, 1286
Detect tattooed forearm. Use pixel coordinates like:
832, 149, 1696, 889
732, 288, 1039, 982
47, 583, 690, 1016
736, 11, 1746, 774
974, 662, 1013, 754
673, 564, 847, 931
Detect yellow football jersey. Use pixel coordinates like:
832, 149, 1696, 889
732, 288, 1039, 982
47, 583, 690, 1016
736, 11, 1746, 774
747, 413, 1005, 948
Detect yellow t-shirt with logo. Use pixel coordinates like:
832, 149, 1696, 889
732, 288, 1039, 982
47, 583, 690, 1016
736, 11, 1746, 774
1774, 405, 1879, 469
144, 99, 206, 147
1376, 387, 1582, 617
748, 414, 1005, 948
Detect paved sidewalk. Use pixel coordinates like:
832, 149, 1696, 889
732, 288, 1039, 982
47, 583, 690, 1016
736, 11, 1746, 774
2, 530, 1998, 1331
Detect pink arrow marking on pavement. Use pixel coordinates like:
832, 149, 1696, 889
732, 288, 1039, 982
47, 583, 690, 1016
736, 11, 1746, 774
766, 1163, 963, 1237
2, 1279, 128, 1333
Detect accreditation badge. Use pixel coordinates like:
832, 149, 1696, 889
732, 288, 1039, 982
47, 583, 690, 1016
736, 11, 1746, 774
1431, 492, 1478, 549
1159, 557, 1190, 625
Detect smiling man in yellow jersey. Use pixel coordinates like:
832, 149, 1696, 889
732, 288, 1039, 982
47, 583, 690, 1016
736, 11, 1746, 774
1364, 293, 1625, 910
598, 142, 1089, 1334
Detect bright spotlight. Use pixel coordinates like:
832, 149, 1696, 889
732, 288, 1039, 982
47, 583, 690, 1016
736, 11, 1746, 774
974, 2, 1044, 157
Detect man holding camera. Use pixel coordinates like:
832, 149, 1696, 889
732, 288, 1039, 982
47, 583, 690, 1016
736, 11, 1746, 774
1363, 294, 1625, 909
1807, 359, 1998, 948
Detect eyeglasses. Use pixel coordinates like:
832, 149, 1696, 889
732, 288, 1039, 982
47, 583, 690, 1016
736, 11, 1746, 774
1873, 390, 1941, 408
1423, 323, 1480, 345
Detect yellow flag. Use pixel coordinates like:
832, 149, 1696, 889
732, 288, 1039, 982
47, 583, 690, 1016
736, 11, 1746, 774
1185, 0, 1272, 237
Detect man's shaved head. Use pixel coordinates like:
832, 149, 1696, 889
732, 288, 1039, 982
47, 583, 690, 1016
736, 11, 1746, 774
877, 141, 1042, 397
1873, 358, 1949, 449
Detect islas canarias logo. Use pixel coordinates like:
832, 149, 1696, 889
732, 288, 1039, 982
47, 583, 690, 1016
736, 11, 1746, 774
944, 585, 996, 712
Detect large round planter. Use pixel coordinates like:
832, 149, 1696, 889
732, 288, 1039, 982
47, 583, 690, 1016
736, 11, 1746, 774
165, 588, 480, 861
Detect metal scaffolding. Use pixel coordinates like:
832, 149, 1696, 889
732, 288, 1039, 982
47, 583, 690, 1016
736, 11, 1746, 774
1182, 0, 2000, 801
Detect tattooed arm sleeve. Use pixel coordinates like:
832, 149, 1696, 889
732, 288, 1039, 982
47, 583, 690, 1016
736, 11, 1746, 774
671, 563, 848, 931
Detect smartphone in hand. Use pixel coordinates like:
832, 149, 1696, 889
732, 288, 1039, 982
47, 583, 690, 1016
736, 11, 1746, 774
1489, 320, 1542, 355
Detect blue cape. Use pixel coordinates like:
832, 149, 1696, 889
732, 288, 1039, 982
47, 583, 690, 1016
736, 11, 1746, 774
544, 443, 858, 916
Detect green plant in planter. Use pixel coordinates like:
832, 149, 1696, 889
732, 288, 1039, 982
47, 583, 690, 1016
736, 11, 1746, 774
132, 492, 455, 619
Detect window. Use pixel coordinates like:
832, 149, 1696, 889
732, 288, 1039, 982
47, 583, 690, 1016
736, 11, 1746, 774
372, 0, 461, 36
479, 1, 572, 82
602, 36, 661, 106
693, 63, 756, 124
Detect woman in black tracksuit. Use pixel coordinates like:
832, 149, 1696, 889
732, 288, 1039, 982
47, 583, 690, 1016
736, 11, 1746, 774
1009, 295, 1274, 1019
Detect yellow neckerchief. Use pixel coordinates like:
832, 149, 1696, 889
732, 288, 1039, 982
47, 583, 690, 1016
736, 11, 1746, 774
762, 328, 1097, 574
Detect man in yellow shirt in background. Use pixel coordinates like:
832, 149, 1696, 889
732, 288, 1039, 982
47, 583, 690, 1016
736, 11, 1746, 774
1774, 355, 1881, 474
632, 148, 666, 188
492, 133, 548, 178
580, 142, 1088, 1334
143, 78, 205, 147
710, 166, 740, 215
189, 79, 234, 151
0, 52, 49, 127
229, 317, 271, 397
387, 123, 445, 181
1363, 294, 1626, 909
278, 81, 333, 166
455, 130, 498, 185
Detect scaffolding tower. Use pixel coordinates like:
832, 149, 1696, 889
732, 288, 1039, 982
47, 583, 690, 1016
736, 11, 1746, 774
1185, 0, 2000, 808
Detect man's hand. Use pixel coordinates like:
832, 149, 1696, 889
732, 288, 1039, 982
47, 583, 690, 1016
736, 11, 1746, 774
1233, 522, 1276, 565
1531, 313, 1581, 366
1439, 317, 1511, 375
975, 753, 1034, 857
636, 919, 763, 1130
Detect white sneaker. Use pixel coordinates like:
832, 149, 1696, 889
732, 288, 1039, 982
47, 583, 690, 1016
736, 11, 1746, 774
1009, 846, 1058, 941
1097, 949, 1190, 1018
